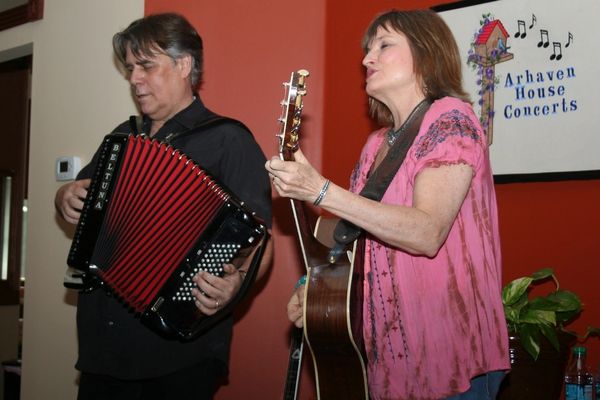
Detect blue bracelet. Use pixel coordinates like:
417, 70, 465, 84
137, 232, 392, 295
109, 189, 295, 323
294, 275, 307, 289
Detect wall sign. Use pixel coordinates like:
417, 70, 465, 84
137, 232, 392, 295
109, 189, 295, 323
436, 0, 599, 177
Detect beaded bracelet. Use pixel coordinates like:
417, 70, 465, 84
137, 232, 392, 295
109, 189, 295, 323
294, 275, 307, 289
313, 179, 331, 206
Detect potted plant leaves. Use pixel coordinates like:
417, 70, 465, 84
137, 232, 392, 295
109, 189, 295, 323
497, 268, 600, 400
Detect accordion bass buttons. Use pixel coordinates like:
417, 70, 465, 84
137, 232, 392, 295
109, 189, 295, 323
171, 242, 242, 303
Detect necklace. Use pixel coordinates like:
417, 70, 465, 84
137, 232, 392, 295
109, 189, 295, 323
386, 99, 429, 147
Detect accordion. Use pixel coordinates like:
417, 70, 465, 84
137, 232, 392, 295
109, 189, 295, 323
67, 133, 269, 340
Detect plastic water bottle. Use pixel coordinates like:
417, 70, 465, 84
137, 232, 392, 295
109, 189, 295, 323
564, 346, 595, 400
595, 363, 600, 400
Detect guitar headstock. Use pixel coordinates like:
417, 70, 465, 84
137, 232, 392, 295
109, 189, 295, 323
277, 69, 309, 161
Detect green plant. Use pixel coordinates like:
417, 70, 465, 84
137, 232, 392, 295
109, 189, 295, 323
502, 267, 600, 360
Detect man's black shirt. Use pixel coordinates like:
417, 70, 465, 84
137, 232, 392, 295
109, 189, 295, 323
75, 97, 271, 379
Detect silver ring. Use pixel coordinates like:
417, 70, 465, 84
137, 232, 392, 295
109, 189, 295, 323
215, 299, 220, 309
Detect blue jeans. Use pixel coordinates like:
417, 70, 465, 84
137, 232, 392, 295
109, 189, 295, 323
444, 371, 506, 400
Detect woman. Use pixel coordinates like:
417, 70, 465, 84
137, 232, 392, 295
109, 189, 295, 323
266, 9, 509, 400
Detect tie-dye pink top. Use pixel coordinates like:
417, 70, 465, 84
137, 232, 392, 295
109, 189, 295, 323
350, 97, 509, 399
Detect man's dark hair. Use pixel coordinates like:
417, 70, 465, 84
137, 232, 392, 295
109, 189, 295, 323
113, 13, 204, 89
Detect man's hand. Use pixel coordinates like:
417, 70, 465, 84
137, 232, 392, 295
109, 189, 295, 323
191, 264, 245, 316
55, 179, 91, 224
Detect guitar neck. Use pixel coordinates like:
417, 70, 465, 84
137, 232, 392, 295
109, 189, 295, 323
283, 327, 304, 400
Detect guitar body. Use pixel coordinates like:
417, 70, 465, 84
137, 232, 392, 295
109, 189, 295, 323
304, 236, 368, 400
278, 70, 369, 400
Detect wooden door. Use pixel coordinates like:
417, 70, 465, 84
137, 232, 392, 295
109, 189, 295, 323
0, 55, 30, 305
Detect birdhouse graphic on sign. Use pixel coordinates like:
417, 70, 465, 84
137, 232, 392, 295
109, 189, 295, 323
468, 18, 514, 144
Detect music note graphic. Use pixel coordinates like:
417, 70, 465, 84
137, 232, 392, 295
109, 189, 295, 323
565, 32, 573, 48
537, 29, 549, 48
529, 14, 537, 29
514, 20, 527, 38
550, 42, 562, 61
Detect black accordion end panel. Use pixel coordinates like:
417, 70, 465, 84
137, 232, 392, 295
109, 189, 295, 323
67, 133, 269, 340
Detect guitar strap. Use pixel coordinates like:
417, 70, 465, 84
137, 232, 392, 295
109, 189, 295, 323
328, 100, 432, 263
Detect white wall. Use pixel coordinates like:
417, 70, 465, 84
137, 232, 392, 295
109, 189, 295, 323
0, 0, 143, 398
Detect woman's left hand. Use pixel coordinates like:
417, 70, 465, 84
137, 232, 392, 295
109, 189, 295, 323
287, 285, 305, 328
265, 148, 327, 203
192, 264, 243, 315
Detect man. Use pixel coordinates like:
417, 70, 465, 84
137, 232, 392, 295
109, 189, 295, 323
55, 13, 272, 400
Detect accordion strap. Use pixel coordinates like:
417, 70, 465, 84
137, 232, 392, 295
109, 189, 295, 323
328, 100, 431, 262
127, 115, 252, 144
166, 116, 252, 144
129, 115, 145, 137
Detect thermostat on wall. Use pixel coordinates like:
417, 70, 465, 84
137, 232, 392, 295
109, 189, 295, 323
55, 156, 82, 181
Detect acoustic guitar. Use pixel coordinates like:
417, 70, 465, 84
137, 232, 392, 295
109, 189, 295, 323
277, 70, 369, 400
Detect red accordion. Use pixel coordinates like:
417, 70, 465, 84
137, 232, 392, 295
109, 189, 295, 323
67, 133, 268, 340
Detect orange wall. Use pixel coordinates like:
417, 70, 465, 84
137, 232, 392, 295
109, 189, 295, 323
144, 1, 325, 399
495, 179, 600, 364
146, 1, 599, 399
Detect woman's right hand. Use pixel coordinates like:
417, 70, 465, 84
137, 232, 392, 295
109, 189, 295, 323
54, 179, 91, 224
287, 285, 305, 328
266, 148, 327, 204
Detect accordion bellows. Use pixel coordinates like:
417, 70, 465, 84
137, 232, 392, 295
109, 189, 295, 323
68, 133, 268, 340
